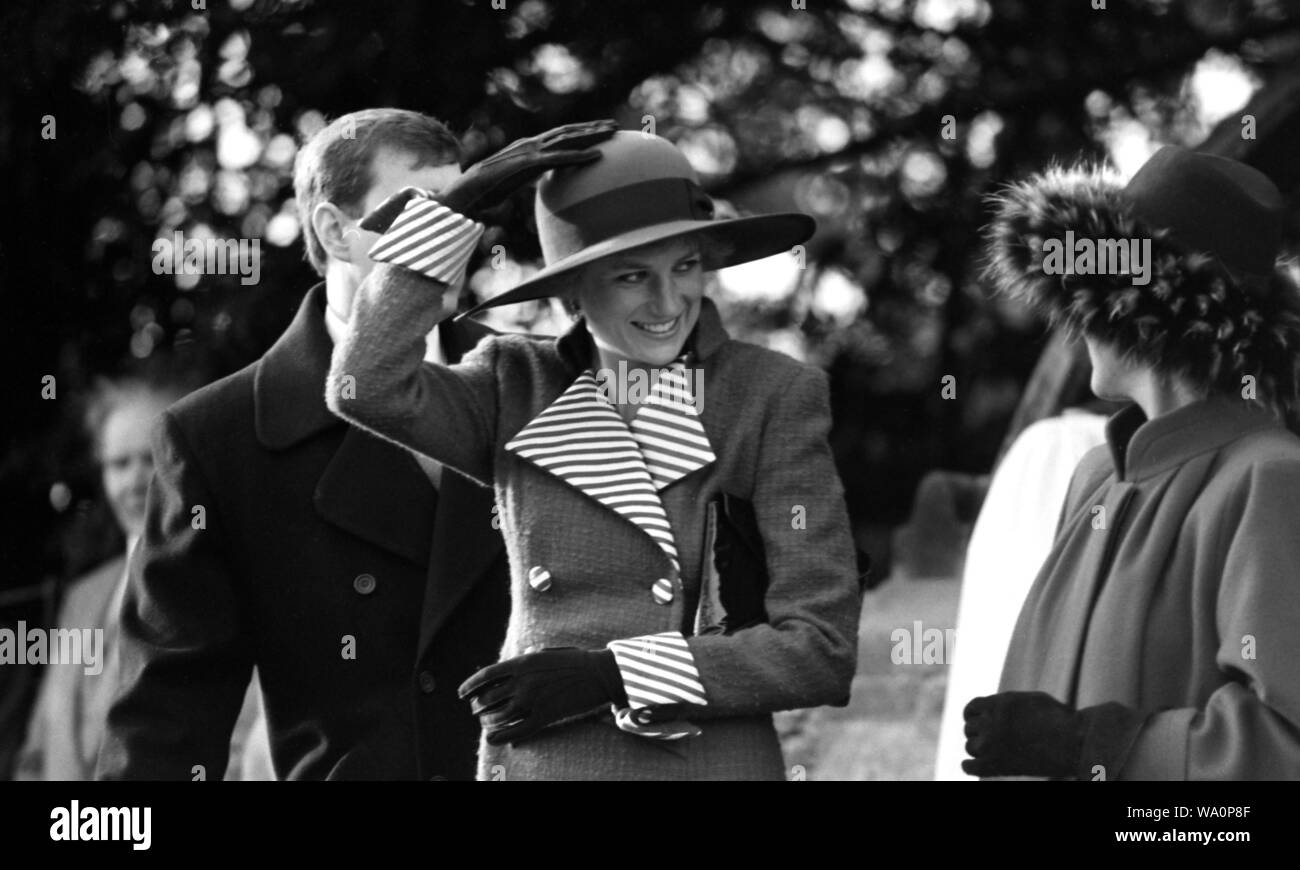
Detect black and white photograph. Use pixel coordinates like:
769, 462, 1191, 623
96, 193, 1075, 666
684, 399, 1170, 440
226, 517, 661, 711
1, 0, 1297, 844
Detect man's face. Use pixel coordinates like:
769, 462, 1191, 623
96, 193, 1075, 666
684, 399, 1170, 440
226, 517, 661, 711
100, 396, 170, 541
345, 147, 463, 284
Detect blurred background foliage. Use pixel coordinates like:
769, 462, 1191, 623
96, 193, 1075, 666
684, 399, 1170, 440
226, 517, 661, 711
4, 0, 1300, 589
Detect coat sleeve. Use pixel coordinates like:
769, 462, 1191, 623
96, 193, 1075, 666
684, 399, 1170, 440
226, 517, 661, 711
96, 412, 254, 780
1118, 457, 1300, 780
683, 365, 862, 715
326, 264, 500, 487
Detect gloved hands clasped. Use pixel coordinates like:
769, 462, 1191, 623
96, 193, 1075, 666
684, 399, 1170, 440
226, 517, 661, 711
458, 648, 629, 746
962, 691, 1135, 779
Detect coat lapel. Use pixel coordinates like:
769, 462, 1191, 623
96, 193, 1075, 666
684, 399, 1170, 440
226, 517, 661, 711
256, 284, 441, 565
417, 470, 501, 654
506, 371, 685, 570
507, 304, 730, 570
314, 427, 439, 566
625, 361, 716, 489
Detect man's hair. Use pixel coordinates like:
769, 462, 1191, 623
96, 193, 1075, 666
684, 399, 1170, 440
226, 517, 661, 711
294, 109, 462, 276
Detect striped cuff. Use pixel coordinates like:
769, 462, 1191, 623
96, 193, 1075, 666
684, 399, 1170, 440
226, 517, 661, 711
607, 631, 707, 740
367, 195, 484, 286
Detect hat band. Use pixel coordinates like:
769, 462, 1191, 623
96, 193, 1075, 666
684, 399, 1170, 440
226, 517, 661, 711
543, 177, 715, 263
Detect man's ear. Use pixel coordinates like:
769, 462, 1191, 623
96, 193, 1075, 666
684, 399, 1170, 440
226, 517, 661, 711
312, 202, 358, 264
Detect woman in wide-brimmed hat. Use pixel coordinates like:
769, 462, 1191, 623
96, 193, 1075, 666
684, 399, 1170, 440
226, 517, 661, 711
325, 124, 861, 781
963, 146, 1300, 780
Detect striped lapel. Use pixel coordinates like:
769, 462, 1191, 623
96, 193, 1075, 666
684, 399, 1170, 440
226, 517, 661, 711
624, 361, 716, 489
506, 371, 683, 570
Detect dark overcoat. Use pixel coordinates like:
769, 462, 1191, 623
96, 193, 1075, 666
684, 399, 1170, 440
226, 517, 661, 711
97, 284, 510, 781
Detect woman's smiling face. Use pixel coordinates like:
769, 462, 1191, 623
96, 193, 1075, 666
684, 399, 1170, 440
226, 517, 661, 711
575, 237, 706, 369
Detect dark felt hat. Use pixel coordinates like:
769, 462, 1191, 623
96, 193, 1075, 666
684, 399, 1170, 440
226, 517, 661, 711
456, 131, 815, 320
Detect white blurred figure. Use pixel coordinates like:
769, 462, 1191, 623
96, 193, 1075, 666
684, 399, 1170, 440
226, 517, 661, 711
934, 409, 1107, 780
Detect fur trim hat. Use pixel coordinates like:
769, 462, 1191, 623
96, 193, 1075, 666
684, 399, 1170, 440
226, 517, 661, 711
985, 147, 1300, 407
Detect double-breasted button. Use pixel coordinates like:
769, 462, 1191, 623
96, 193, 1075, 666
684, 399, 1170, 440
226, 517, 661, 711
652, 577, 674, 605
353, 573, 377, 595
528, 566, 553, 592
418, 671, 437, 694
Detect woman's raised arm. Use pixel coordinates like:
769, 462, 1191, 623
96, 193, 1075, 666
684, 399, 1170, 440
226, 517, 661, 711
326, 262, 500, 486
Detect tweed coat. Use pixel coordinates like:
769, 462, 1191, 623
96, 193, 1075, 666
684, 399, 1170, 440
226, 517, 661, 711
1000, 397, 1300, 779
97, 285, 510, 781
328, 276, 862, 781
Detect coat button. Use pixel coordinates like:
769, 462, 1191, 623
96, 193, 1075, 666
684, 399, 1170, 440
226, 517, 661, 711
527, 566, 553, 592
353, 573, 377, 595
652, 577, 674, 605
418, 671, 437, 694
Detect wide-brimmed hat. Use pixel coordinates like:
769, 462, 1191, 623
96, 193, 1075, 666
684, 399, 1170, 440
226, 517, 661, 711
985, 145, 1300, 402
456, 131, 815, 320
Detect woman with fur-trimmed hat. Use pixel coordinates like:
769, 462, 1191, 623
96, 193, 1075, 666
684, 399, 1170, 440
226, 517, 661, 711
963, 146, 1300, 780
325, 123, 861, 780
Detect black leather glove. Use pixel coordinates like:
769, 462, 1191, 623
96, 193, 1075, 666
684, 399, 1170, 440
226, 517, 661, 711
458, 648, 628, 746
360, 119, 619, 230
962, 691, 1134, 779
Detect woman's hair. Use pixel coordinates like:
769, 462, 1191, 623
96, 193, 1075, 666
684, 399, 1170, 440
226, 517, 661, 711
561, 233, 735, 315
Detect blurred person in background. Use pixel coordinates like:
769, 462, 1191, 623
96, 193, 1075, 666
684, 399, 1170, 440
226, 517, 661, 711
17, 374, 272, 780
934, 403, 1108, 780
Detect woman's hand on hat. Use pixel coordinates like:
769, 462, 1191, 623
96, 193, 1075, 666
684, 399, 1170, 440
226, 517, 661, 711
438, 119, 620, 222
358, 120, 618, 232
358, 186, 427, 234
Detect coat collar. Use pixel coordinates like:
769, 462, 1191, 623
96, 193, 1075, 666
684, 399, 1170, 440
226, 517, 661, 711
555, 295, 730, 376
254, 283, 493, 449
505, 372, 685, 572
253, 282, 499, 568
253, 283, 338, 449
1105, 396, 1281, 481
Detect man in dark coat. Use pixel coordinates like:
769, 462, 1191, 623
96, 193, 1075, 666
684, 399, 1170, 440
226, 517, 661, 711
97, 109, 510, 781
